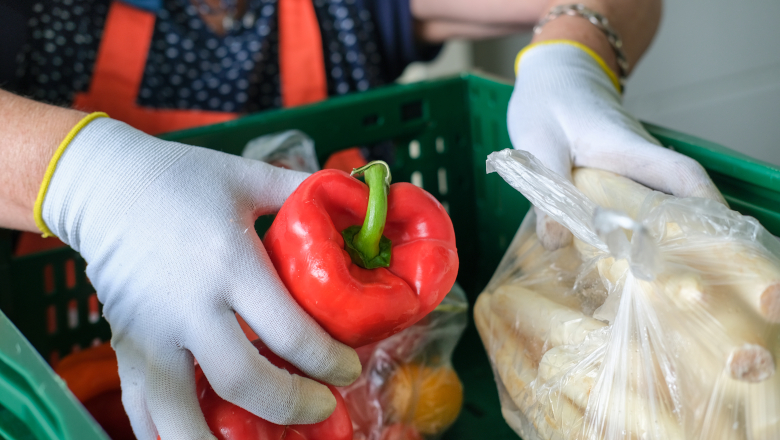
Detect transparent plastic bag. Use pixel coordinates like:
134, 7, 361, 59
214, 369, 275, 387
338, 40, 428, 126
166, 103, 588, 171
242, 129, 320, 172
475, 149, 780, 440
340, 284, 468, 440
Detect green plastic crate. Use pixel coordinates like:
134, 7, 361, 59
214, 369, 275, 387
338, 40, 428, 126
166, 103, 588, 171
2, 73, 780, 440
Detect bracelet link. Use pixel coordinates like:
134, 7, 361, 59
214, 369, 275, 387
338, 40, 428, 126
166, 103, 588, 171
534, 4, 629, 87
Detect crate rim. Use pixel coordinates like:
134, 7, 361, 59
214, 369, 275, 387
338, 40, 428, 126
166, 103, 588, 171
159, 72, 780, 194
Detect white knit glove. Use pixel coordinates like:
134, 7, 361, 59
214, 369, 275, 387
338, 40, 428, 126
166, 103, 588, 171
507, 42, 725, 250
40, 117, 361, 440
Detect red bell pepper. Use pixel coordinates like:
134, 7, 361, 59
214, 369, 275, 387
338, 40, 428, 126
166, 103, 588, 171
195, 161, 457, 438
67, 163, 457, 438
194, 340, 353, 440
263, 161, 459, 347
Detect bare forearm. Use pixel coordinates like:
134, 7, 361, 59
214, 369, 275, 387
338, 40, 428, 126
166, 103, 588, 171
0, 90, 85, 232
411, 0, 548, 28
413, 0, 662, 76
532, 0, 662, 76
415, 21, 529, 43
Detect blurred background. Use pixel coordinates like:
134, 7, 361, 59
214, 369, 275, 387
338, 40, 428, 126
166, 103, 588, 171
398, 0, 780, 166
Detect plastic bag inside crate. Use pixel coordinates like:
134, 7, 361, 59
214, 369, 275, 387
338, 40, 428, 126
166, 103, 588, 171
340, 284, 468, 440
474, 149, 780, 440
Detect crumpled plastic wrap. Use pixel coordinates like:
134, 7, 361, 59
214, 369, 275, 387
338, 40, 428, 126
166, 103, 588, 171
340, 284, 468, 440
475, 149, 780, 440
242, 129, 320, 172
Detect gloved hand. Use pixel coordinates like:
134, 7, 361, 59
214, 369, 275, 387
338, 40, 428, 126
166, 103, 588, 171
39, 117, 361, 440
507, 42, 726, 250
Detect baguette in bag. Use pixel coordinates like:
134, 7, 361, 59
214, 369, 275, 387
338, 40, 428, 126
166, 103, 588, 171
477, 149, 780, 440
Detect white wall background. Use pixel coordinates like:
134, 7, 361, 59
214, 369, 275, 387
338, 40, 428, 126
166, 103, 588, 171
622, 0, 780, 166
397, 40, 474, 83
402, 0, 780, 166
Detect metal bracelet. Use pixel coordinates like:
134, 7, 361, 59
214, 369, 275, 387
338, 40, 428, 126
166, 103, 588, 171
533, 4, 629, 85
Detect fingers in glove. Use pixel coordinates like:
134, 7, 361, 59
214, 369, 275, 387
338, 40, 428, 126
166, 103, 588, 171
243, 159, 310, 213
516, 144, 573, 250
507, 106, 576, 250
143, 348, 215, 440
573, 135, 727, 205
506, 110, 573, 181
506, 139, 574, 251
190, 311, 338, 425
535, 207, 573, 251
114, 340, 158, 440
231, 244, 361, 387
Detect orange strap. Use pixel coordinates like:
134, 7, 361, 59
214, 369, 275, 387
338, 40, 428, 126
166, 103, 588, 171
72, 0, 328, 135
278, 0, 328, 106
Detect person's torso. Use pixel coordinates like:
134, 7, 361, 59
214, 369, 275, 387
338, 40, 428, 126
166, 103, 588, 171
8, 0, 390, 113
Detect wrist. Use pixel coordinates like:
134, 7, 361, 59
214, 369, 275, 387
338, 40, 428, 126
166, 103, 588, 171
0, 90, 86, 232
516, 40, 622, 94
34, 112, 109, 236
531, 14, 620, 81
41, 118, 190, 254
531, 0, 662, 78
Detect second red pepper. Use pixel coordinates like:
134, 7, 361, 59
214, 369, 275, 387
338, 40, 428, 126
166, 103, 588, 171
195, 340, 353, 440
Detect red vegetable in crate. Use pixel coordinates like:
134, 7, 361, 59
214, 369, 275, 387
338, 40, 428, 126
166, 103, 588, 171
192, 340, 352, 440
264, 161, 459, 347
189, 161, 457, 438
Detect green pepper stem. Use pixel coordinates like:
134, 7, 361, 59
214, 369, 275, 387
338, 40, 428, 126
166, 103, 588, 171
351, 161, 391, 260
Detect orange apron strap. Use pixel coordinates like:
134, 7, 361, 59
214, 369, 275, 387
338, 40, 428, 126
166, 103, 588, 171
73, 2, 152, 105
73, 1, 236, 135
278, 0, 328, 107
277, 0, 365, 171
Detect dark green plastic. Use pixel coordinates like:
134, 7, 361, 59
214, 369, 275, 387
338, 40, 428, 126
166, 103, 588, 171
2, 73, 780, 439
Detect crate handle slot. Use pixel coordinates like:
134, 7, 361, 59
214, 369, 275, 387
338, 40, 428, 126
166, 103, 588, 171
67, 300, 78, 329
411, 171, 423, 188
438, 168, 448, 195
409, 140, 421, 159
64, 259, 76, 289
436, 137, 445, 154
88, 294, 100, 324
47, 305, 57, 335
44, 264, 55, 294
